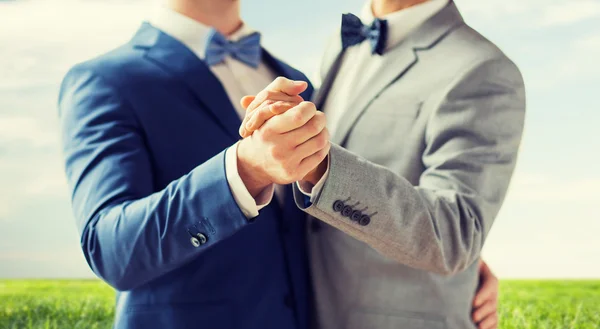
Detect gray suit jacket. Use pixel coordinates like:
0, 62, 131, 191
293, 2, 526, 329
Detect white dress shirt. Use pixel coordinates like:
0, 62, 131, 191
298, 0, 449, 198
148, 7, 277, 218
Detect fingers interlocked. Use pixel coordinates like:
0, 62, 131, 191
239, 76, 308, 138
236, 77, 330, 185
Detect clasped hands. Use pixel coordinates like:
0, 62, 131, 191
236, 77, 330, 198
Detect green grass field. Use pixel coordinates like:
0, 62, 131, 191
1, 280, 598, 329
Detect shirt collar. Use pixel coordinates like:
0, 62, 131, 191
147, 6, 256, 60
360, 0, 449, 52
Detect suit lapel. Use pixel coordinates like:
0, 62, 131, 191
330, 1, 465, 145
314, 33, 345, 109
133, 23, 241, 140
330, 44, 418, 144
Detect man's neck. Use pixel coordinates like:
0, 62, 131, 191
371, 0, 430, 17
167, 0, 243, 36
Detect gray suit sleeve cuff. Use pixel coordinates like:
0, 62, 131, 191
292, 143, 372, 224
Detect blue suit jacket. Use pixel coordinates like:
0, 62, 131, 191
58, 23, 313, 329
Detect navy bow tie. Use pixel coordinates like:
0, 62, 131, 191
341, 13, 388, 55
205, 30, 262, 68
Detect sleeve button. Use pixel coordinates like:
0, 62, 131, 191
196, 233, 208, 245
359, 215, 371, 226
351, 210, 362, 221
190, 237, 201, 247
333, 200, 345, 212
341, 205, 353, 217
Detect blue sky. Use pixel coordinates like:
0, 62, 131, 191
0, 0, 599, 279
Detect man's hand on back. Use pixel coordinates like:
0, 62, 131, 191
472, 260, 499, 329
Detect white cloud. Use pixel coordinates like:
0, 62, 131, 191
458, 0, 538, 17
484, 243, 600, 278
0, 249, 95, 279
0, 250, 80, 262
0, 188, 19, 222
485, 169, 600, 278
0, 203, 10, 220
0, 139, 67, 222
538, 0, 600, 27
0, 116, 59, 147
0, 0, 150, 72
574, 34, 600, 51
536, 32, 600, 88
459, 0, 600, 28
23, 173, 69, 197
507, 172, 600, 203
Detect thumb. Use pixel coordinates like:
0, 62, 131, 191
241, 95, 256, 110
266, 77, 308, 97
283, 80, 308, 96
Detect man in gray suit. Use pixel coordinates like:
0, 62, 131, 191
238, 0, 524, 328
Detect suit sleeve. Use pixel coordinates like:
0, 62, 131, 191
293, 58, 526, 275
59, 66, 249, 291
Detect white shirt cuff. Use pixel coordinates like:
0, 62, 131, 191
225, 142, 275, 218
296, 156, 330, 203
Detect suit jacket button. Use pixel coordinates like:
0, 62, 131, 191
196, 233, 208, 245
333, 200, 345, 212
351, 210, 362, 221
190, 237, 201, 247
341, 205, 353, 217
359, 215, 371, 226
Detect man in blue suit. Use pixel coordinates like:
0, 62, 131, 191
58, 0, 498, 328
58, 0, 330, 328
